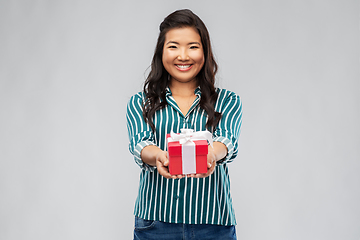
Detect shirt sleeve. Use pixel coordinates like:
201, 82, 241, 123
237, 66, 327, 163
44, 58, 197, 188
213, 90, 243, 164
126, 93, 156, 171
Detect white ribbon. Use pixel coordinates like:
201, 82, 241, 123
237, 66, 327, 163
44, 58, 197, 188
168, 129, 213, 148
181, 141, 196, 174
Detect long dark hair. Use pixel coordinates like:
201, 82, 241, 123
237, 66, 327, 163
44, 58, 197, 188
143, 9, 221, 132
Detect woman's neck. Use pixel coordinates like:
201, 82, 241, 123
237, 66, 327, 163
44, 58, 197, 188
169, 79, 198, 97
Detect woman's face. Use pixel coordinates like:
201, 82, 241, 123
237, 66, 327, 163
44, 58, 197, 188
162, 27, 205, 85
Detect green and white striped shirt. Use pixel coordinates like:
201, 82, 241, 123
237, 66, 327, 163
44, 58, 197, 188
126, 86, 242, 226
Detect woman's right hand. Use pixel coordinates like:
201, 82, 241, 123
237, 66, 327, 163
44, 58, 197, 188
156, 151, 185, 179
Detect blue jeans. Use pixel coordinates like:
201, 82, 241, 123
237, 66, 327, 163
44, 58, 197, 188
133, 216, 237, 240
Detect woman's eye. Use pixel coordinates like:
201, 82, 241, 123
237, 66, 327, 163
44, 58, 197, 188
168, 46, 177, 49
190, 46, 199, 49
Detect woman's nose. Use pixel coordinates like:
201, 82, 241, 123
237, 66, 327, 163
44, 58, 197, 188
177, 50, 189, 61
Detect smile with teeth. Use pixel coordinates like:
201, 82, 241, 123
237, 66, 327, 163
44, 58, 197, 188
175, 64, 193, 71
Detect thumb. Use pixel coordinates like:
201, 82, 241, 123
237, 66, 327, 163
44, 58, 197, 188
158, 151, 169, 166
163, 156, 169, 166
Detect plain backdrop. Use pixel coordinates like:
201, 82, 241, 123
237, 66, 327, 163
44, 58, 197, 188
0, 0, 359, 239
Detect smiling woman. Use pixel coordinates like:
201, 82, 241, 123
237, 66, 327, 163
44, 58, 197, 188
162, 27, 205, 115
126, 9, 242, 240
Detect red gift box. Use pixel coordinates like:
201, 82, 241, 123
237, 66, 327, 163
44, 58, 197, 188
166, 129, 213, 175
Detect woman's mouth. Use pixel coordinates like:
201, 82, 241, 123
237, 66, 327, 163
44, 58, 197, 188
175, 64, 193, 71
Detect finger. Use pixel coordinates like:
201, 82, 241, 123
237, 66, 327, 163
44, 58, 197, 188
207, 157, 215, 168
158, 154, 169, 167
195, 164, 216, 178
176, 174, 185, 179
163, 159, 169, 167
157, 165, 172, 179
162, 152, 169, 166
156, 160, 173, 179
209, 163, 216, 174
194, 172, 208, 178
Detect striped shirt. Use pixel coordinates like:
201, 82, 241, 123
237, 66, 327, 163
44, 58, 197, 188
126, 86, 242, 226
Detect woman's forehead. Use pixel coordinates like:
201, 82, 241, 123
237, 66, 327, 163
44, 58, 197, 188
164, 27, 201, 43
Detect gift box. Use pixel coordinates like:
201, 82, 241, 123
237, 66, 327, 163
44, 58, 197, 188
166, 129, 213, 175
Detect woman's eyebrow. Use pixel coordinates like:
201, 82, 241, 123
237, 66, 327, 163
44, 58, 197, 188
165, 41, 201, 45
166, 41, 179, 45
188, 42, 201, 45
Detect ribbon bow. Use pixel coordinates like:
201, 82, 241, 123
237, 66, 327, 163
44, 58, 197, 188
169, 128, 213, 148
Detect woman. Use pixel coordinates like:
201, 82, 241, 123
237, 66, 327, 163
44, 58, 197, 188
127, 9, 242, 240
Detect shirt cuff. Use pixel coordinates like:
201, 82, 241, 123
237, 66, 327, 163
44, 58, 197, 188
213, 136, 235, 165
134, 140, 156, 172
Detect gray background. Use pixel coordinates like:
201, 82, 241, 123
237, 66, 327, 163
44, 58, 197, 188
0, 0, 359, 239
